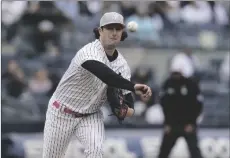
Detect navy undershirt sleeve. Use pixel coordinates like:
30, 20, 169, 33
81, 60, 135, 92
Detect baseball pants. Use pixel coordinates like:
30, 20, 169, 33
42, 99, 105, 158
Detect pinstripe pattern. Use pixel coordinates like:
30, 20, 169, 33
43, 100, 105, 158
52, 39, 131, 114
75, 111, 104, 158
109, 51, 132, 95
53, 40, 108, 114
43, 39, 131, 158
43, 101, 80, 158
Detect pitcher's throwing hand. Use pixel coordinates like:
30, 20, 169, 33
134, 84, 152, 99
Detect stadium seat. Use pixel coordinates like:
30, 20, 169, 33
2, 97, 42, 122
31, 93, 50, 115
1, 54, 16, 74
18, 59, 44, 76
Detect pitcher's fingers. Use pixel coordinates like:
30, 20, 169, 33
141, 86, 148, 94
145, 87, 151, 96
145, 88, 152, 98
147, 88, 152, 96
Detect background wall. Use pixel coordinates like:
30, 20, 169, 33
119, 48, 227, 83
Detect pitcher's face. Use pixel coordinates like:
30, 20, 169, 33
99, 24, 124, 47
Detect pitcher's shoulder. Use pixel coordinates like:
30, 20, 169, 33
80, 39, 103, 52
117, 50, 128, 63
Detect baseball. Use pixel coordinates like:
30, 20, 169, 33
127, 21, 138, 32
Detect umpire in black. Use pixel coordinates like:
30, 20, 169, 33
157, 56, 203, 158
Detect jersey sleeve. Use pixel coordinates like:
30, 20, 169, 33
74, 44, 105, 66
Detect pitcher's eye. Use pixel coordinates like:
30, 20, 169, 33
115, 27, 123, 31
104, 24, 123, 31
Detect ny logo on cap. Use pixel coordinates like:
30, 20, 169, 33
112, 14, 119, 21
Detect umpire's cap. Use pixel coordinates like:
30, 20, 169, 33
100, 12, 125, 28
170, 53, 194, 78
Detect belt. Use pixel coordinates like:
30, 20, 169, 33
52, 101, 92, 118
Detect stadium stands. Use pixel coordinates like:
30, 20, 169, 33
1, 1, 229, 132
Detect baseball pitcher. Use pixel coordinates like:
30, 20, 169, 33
42, 12, 152, 158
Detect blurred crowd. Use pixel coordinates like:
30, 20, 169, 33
2, 1, 230, 49
1, 1, 229, 127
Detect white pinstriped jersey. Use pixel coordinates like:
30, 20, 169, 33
52, 39, 131, 114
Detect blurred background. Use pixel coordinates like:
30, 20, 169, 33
1, 1, 229, 158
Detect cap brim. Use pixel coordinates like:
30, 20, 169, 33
101, 22, 125, 28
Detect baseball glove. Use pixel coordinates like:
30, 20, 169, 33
107, 86, 129, 124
